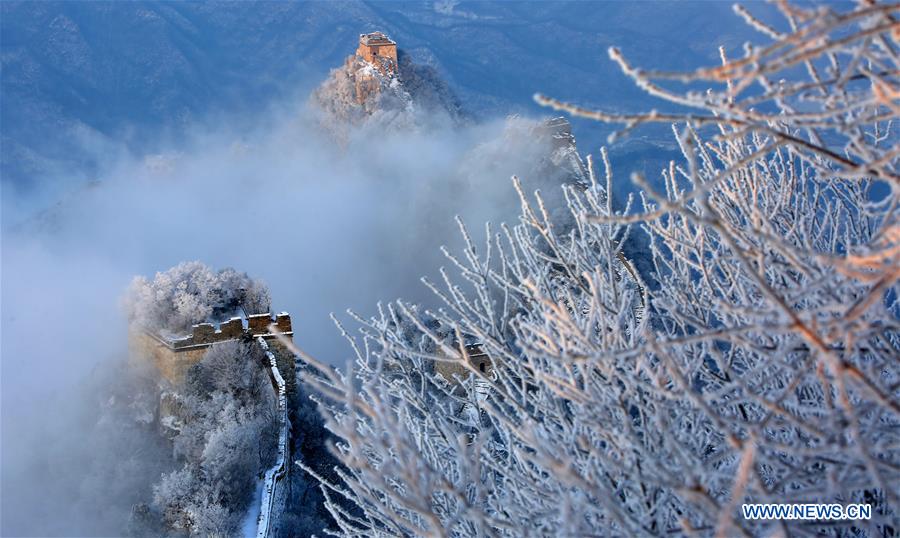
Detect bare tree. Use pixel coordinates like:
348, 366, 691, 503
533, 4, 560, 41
296, 3, 899, 536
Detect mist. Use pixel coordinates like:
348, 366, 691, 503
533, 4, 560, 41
1, 90, 573, 535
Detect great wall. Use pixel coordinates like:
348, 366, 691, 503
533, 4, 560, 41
123, 32, 422, 536
123, 30, 644, 537
130, 312, 295, 538
130, 312, 294, 385
355, 32, 398, 77
255, 337, 289, 538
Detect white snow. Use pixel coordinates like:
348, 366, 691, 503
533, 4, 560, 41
254, 337, 289, 538
241, 479, 265, 538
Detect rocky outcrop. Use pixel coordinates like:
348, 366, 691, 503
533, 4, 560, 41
310, 32, 466, 140
461, 115, 588, 188
454, 115, 590, 231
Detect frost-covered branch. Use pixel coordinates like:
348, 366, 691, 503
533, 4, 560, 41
298, 3, 899, 536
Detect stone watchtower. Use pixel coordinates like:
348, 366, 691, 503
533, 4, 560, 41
356, 31, 398, 76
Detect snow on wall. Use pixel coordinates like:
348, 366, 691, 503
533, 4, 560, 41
255, 336, 289, 538
140, 313, 292, 351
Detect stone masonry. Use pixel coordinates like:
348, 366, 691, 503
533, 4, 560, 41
130, 312, 295, 387
356, 31, 398, 76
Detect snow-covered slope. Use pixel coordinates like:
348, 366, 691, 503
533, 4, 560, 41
311, 42, 467, 141
1, 1, 775, 198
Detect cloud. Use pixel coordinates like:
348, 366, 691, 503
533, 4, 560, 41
1, 91, 568, 535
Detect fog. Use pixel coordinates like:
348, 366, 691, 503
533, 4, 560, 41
1, 91, 574, 535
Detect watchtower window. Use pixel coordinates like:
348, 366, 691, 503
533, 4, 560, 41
479, 362, 486, 373
372, 49, 378, 56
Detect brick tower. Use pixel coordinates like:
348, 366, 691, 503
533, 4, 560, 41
356, 31, 398, 76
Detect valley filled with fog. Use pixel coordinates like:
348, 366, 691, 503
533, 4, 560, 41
5, 2, 878, 537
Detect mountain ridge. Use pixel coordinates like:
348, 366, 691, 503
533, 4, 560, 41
310, 32, 467, 141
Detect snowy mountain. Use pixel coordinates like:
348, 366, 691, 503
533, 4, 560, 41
310, 32, 467, 140
2, 3, 820, 537
1, 1, 775, 207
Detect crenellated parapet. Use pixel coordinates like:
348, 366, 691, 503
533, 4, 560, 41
162, 312, 292, 349
248, 313, 292, 336
129, 310, 298, 537
131, 312, 295, 385
254, 336, 289, 538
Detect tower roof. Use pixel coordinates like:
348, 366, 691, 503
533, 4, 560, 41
359, 31, 395, 46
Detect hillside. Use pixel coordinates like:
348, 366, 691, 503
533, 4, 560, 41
311, 32, 466, 138
0, 0, 772, 210
4, 4, 875, 537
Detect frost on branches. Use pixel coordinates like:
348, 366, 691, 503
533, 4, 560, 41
126, 261, 271, 336
150, 341, 277, 537
296, 3, 899, 536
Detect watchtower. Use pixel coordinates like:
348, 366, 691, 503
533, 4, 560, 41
356, 31, 398, 76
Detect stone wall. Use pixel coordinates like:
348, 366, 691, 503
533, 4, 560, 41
130, 312, 294, 385
356, 32, 397, 76
265, 338, 296, 399
255, 337, 290, 538
130, 313, 298, 537
351, 66, 382, 106
433, 344, 492, 384
130, 330, 208, 384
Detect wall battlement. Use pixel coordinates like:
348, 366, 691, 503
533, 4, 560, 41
433, 343, 492, 384
161, 313, 293, 349
131, 312, 294, 384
